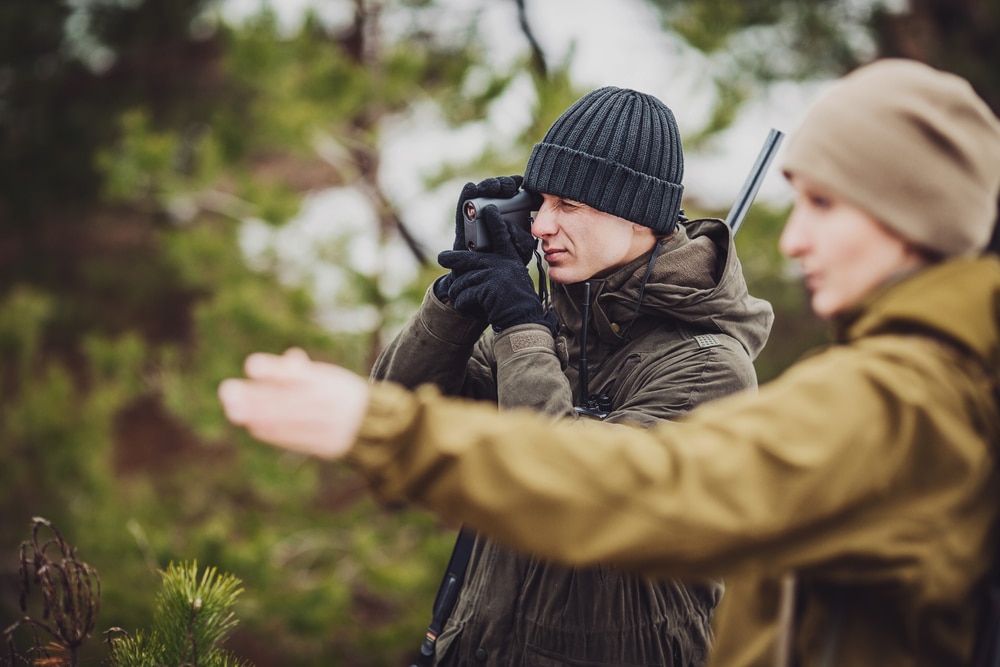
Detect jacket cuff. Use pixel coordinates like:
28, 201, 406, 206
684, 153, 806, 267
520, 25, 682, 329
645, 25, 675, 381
492, 323, 556, 366
421, 284, 489, 345
347, 381, 421, 502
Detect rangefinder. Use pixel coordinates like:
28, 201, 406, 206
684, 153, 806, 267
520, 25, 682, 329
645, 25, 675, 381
462, 189, 543, 252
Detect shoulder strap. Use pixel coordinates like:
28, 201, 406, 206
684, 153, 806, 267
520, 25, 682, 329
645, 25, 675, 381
410, 527, 477, 667
773, 575, 848, 667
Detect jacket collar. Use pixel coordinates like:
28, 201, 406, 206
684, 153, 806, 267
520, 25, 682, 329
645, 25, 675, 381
834, 256, 1000, 371
550, 218, 774, 359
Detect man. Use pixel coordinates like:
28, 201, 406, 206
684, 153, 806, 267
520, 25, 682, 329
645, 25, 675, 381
219, 60, 1000, 666
369, 86, 774, 666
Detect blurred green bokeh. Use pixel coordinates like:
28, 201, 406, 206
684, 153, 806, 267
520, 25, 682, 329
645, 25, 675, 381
1, 0, 995, 664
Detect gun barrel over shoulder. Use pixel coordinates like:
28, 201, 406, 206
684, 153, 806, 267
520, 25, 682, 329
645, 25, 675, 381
725, 129, 785, 235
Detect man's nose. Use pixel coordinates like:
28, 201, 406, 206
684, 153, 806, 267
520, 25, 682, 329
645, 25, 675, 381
532, 205, 556, 237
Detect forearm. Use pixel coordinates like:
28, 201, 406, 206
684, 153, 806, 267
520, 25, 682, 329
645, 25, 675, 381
371, 284, 488, 393
351, 381, 738, 579
351, 356, 935, 583
492, 323, 575, 417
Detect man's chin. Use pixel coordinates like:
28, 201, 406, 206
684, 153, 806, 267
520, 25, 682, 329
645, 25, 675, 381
547, 268, 579, 285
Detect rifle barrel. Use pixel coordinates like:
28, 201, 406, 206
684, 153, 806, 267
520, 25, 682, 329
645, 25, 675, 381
725, 129, 785, 235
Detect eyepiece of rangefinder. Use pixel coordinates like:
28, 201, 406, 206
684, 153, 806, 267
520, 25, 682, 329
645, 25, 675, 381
462, 189, 542, 252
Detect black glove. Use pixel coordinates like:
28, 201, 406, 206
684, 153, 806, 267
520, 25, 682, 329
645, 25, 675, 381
433, 175, 532, 305
438, 201, 550, 333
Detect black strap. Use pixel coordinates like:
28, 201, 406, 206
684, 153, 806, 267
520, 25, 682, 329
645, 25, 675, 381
973, 447, 1000, 667
410, 526, 477, 667
974, 577, 1000, 667
965, 346, 1000, 666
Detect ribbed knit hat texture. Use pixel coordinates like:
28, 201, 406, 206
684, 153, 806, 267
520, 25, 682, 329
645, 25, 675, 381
782, 59, 1000, 257
523, 87, 684, 235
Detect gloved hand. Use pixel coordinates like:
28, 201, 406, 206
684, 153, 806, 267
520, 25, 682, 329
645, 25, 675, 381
433, 175, 534, 306
438, 201, 550, 333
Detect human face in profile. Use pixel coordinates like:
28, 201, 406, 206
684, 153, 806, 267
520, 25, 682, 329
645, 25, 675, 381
779, 174, 929, 319
531, 194, 659, 285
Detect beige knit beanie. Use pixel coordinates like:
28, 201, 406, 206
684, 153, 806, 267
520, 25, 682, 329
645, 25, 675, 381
782, 58, 1000, 257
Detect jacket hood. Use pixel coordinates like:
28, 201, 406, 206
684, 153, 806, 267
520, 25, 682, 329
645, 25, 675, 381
838, 256, 1000, 373
551, 218, 774, 359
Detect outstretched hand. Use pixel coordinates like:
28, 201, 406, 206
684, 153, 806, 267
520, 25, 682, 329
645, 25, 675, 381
218, 348, 369, 460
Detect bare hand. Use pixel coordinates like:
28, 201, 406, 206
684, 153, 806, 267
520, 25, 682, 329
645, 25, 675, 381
218, 348, 369, 460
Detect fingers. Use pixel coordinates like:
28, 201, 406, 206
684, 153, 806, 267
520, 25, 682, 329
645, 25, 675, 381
218, 350, 371, 461
437, 249, 491, 272
451, 287, 482, 315
283, 347, 311, 361
493, 175, 521, 198
474, 175, 524, 198
243, 351, 308, 381
446, 265, 492, 318
222, 350, 311, 422
218, 374, 343, 456
480, 205, 513, 254
218, 379, 250, 424
459, 182, 479, 200
474, 176, 499, 196
448, 268, 490, 296
511, 224, 539, 262
489, 202, 536, 265
483, 205, 535, 263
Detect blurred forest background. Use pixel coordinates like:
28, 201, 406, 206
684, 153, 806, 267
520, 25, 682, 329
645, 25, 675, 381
2, 0, 998, 664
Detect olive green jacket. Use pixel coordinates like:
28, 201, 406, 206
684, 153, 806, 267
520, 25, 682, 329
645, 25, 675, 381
356, 256, 1000, 666
371, 218, 773, 666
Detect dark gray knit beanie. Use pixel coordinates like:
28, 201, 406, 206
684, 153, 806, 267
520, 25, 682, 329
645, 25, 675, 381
523, 86, 684, 235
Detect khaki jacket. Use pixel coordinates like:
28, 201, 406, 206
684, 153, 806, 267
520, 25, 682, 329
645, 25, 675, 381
371, 218, 773, 666
355, 256, 1000, 666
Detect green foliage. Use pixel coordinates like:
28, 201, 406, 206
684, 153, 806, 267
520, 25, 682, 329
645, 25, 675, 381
0, 0, 228, 223
1, 2, 501, 665
107, 562, 248, 667
99, 111, 182, 202
3, 519, 253, 667
644, 0, 1000, 132
668, 0, 779, 53
426, 54, 584, 189
648, 0, 871, 77
0, 1, 878, 665
0, 287, 128, 523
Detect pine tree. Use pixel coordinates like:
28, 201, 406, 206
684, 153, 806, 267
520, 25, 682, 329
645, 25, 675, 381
107, 562, 252, 667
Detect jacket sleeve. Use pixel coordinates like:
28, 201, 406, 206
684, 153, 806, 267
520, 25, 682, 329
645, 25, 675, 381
352, 335, 994, 581
491, 323, 575, 418
370, 285, 496, 400
489, 326, 758, 425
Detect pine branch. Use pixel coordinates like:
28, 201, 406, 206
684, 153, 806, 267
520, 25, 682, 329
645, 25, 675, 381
106, 561, 251, 667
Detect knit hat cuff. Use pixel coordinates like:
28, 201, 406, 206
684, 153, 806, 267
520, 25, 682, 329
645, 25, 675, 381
524, 141, 684, 235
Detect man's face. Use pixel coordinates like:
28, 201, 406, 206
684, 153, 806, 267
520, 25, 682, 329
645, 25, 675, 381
778, 174, 928, 319
532, 194, 658, 284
